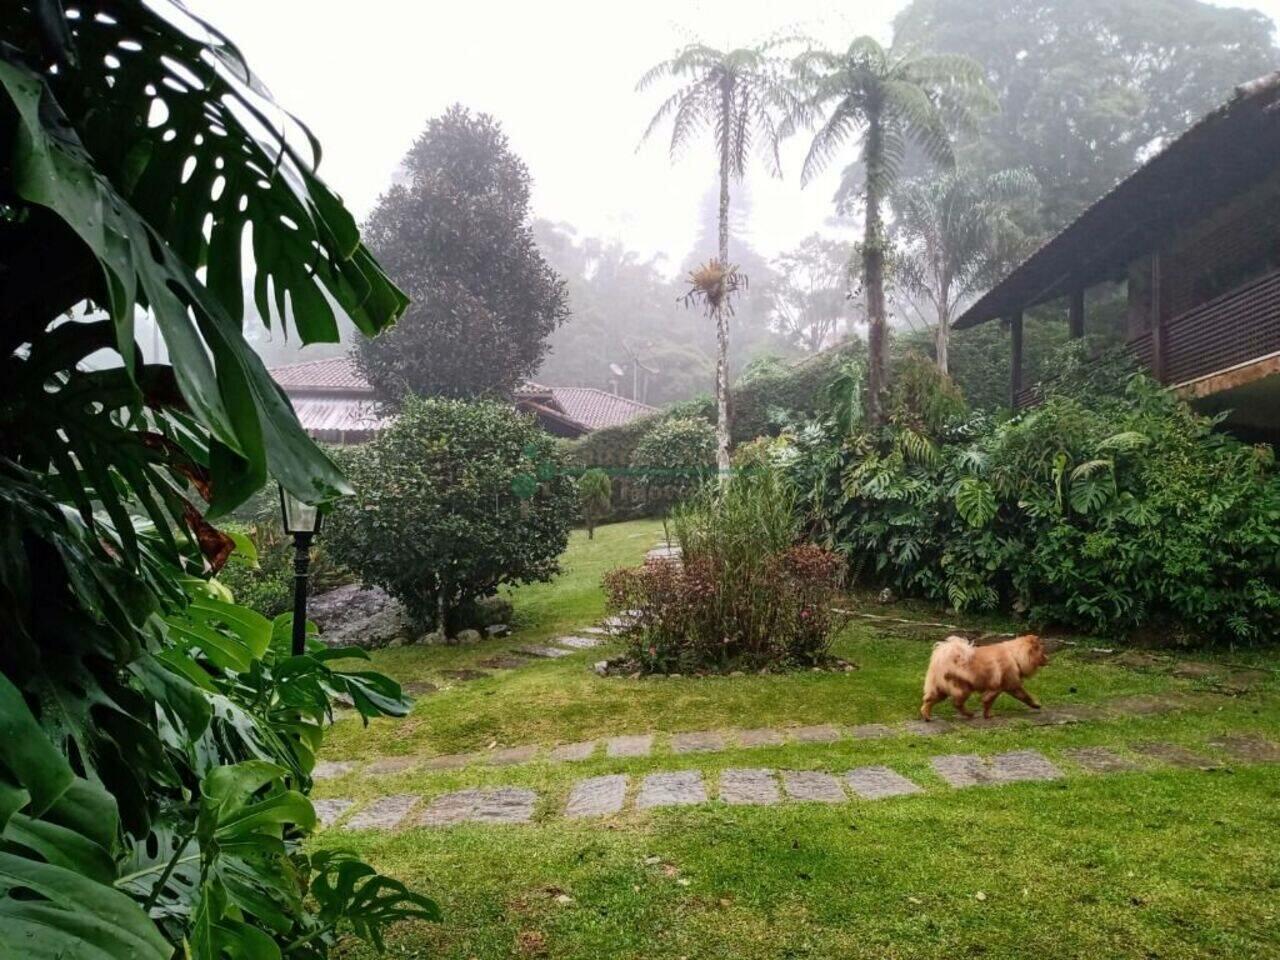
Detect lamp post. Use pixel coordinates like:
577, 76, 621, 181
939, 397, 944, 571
279, 485, 323, 656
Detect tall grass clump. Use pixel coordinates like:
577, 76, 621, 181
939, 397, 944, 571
604, 466, 845, 672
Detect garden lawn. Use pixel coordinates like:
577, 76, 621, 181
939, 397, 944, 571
318, 519, 1280, 960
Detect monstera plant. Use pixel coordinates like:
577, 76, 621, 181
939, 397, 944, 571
1, 2, 436, 957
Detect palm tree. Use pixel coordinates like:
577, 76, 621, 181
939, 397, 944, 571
891, 168, 1040, 374
790, 38, 993, 423
638, 40, 800, 474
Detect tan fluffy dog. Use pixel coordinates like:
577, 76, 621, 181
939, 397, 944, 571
920, 634, 1049, 721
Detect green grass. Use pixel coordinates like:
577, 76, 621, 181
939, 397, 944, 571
319, 519, 1280, 959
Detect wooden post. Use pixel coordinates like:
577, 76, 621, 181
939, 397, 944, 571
1069, 287, 1085, 339
1151, 252, 1166, 381
1009, 309, 1024, 409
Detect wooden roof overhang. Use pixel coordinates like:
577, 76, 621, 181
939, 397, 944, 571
955, 71, 1280, 330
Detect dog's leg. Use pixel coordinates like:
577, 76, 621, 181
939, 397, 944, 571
951, 692, 975, 719
981, 690, 1001, 719
920, 690, 944, 721
1009, 686, 1042, 710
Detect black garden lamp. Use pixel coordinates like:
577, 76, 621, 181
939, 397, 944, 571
279, 484, 323, 656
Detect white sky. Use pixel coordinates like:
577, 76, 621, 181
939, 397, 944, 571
193, 0, 1280, 271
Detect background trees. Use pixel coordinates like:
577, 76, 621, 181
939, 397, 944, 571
767, 234, 858, 354
790, 38, 994, 424
639, 40, 800, 474
356, 105, 569, 404
893, 0, 1280, 232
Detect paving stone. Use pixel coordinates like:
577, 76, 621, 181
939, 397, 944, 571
487, 745, 539, 766
515, 645, 574, 659
1207, 733, 1280, 763
565, 775, 627, 818
845, 766, 923, 800
580, 627, 610, 636
781, 770, 847, 803
1022, 706, 1087, 726
903, 719, 949, 736
556, 635, 604, 650
417, 788, 538, 826
549, 740, 597, 762
1171, 662, 1219, 680
402, 681, 438, 696
1106, 695, 1181, 716
440, 669, 489, 682
365, 756, 420, 776
422, 752, 479, 770
719, 768, 780, 805
606, 734, 653, 758
636, 771, 707, 808
1131, 741, 1219, 770
931, 754, 998, 788
671, 730, 727, 754
477, 655, 529, 670
1063, 747, 1141, 774
312, 760, 358, 780
600, 616, 632, 630
313, 798, 353, 826
849, 723, 894, 740
792, 725, 842, 743
344, 794, 418, 830
737, 728, 788, 747
991, 750, 1062, 782
1219, 670, 1270, 694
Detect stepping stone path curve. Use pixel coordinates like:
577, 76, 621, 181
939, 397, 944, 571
319, 735, 1279, 831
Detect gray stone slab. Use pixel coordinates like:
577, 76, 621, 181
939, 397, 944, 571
417, 787, 538, 826
931, 754, 997, 788
313, 798, 353, 826
565, 775, 627, 818
845, 766, 923, 800
1107, 695, 1181, 717
606, 734, 653, 758
737, 728, 787, 748
549, 740, 597, 762
402, 681, 438, 696
487, 745, 539, 766
781, 770, 847, 803
422, 752, 479, 770
556, 635, 605, 650
515, 645, 574, 659
1131, 741, 1219, 770
365, 756, 420, 776
849, 724, 894, 740
344, 794, 418, 830
600, 616, 632, 630
636, 771, 707, 808
903, 719, 950, 736
671, 730, 727, 754
1022, 706, 1086, 727
792, 725, 842, 743
1063, 747, 1141, 774
1207, 733, 1280, 764
313, 760, 358, 780
581, 626, 610, 636
991, 750, 1062, 782
719, 768, 780, 805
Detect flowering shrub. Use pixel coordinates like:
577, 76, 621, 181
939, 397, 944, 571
603, 468, 845, 672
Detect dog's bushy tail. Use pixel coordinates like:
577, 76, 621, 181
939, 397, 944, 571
923, 635, 975, 698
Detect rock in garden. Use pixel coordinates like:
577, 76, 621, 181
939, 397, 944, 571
308, 583, 419, 649
455, 628, 482, 644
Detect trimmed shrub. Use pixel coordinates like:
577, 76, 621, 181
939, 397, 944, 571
326, 397, 576, 632
578, 467, 612, 539
603, 467, 845, 672
630, 417, 716, 507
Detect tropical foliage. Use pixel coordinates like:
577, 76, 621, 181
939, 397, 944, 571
356, 105, 569, 404
0, 3, 434, 957
791, 354, 1280, 641
325, 398, 576, 632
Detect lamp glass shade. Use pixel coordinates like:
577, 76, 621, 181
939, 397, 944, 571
279, 486, 321, 534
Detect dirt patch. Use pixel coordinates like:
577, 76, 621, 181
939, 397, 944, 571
478, 655, 530, 670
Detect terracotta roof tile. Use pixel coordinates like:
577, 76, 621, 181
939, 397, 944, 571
547, 387, 656, 430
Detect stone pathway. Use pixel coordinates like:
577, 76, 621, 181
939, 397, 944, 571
321, 733, 1278, 830
316, 692, 1198, 781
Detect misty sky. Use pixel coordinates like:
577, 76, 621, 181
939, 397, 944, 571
193, 0, 1280, 273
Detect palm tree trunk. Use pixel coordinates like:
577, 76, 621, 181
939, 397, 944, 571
713, 77, 732, 480
934, 301, 950, 375
863, 109, 888, 426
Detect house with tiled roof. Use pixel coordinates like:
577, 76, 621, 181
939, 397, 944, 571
269, 356, 656, 443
